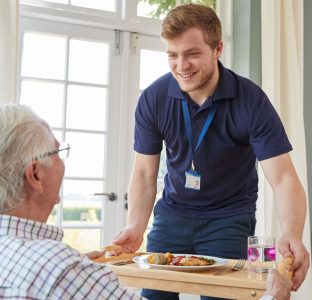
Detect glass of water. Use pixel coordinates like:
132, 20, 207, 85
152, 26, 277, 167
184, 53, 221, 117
247, 236, 276, 273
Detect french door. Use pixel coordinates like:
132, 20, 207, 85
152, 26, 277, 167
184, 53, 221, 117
18, 15, 169, 251
18, 17, 126, 251
125, 33, 169, 249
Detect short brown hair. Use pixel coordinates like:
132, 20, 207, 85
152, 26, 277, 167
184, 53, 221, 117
161, 3, 222, 49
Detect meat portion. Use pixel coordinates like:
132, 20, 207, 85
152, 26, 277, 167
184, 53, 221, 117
179, 256, 215, 266
147, 253, 215, 266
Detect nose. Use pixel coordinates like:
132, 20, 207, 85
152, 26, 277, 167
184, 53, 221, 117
176, 56, 190, 71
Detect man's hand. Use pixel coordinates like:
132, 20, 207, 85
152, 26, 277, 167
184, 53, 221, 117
278, 235, 310, 291
112, 224, 144, 254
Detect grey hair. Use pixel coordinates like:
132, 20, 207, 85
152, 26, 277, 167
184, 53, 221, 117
0, 104, 55, 212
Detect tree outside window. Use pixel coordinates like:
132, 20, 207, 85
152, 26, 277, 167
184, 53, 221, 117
138, 0, 216, 18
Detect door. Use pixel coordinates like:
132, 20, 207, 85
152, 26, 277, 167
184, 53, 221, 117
18, 17, 123, 251
125, 33, 170, 249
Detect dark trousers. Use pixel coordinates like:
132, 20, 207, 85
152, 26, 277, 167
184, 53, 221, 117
141, 209, 256, 300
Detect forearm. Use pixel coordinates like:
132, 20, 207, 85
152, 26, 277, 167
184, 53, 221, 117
274, 177, 306, 239
260, 153, 307, 239
127, 160, 158, 235
127, 177, 156, 234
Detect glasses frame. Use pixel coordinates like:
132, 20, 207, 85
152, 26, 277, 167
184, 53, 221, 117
38, 142, 71, 160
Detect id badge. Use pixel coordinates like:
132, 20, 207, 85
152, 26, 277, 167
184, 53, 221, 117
185, 170, 201, 190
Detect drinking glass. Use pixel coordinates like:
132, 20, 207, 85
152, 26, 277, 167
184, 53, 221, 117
247, 236, 276, 273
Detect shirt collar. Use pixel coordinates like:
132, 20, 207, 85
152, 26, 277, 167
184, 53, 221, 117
0, 215, 63, 241
168, 60, 237, 106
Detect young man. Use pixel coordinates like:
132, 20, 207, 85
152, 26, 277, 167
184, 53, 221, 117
113, 3, 309, 300
0, 104, 142, 300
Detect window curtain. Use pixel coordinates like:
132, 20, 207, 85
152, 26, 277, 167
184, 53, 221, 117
0, 0, 18, 104
260, 0, 312, 298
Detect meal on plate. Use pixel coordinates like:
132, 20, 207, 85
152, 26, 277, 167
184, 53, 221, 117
147, 252, 216, 266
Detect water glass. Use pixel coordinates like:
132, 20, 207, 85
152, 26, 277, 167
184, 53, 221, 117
247, 236, 276, 273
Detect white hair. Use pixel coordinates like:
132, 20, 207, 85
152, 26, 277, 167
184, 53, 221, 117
0, 104, 55, 212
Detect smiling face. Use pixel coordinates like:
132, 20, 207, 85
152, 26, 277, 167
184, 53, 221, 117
166, 27, 223, 104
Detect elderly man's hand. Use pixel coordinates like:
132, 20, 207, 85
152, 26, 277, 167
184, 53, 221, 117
265, 269, 292, 299
84, 250, 105, 260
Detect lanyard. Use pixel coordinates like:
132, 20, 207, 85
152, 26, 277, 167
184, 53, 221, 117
182, 99, 218, 170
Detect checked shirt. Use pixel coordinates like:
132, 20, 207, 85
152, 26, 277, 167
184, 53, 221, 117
0, 215, 143, 300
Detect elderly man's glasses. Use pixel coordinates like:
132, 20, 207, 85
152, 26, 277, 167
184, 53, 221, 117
39, 142, 71, 160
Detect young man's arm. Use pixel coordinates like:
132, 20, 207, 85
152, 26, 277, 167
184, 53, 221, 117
260, 153, 310, 291
113, 152, 160, 253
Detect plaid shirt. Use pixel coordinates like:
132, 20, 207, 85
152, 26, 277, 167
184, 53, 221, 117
0, 215, 143, 300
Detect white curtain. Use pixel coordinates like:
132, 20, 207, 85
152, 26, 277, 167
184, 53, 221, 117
0, 0, 19, 104
260, 0, 312, 298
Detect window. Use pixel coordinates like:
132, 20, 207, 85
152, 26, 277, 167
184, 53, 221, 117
18, 17, 121, 252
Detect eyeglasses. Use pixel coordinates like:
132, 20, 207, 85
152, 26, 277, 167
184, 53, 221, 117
39, 142, 71, 160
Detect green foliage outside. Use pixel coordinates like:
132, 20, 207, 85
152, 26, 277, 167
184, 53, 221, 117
139, 0, 216, 18
50, 207, 101, 222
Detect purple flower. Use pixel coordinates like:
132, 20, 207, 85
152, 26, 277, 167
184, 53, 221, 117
248, 247, 259, 262
264, 247, 276, 261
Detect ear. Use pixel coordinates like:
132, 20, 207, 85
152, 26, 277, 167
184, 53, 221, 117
24, 161, 44, 194
214, 41, 223, 59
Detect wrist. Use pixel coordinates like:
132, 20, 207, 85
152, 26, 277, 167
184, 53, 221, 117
126, 221, 146, 236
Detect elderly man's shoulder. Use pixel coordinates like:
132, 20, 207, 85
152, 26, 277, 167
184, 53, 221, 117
32, 238, 87, 264
0, 234, 132, 300
1, 234, 96, 276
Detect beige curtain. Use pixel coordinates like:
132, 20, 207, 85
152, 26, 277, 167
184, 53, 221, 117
260, 0, 312, 298
0, 0, 19, 104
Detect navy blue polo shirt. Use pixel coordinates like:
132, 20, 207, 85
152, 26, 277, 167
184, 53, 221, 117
134, 62, 292, 218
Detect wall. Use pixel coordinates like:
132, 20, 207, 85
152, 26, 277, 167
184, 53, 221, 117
304, 0, 312, 249
232, 0, 261, 85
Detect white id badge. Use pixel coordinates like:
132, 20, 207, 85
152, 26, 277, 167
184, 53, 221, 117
185, 170, 201, 190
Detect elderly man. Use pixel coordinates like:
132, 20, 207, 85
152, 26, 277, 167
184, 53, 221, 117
0, 104, 142, 300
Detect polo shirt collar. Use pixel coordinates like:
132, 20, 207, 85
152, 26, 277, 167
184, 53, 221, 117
168, 60, 237, 106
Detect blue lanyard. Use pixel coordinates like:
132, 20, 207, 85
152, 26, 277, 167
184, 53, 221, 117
182, 99, 218, 170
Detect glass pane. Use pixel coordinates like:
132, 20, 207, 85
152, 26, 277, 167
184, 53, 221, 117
140, 49, 169, 89
65, 132, 105, 178
137, 1, 167, 19
137, 0, 216, 19
62, 179, 103, 224
67, 85, 107, 131
68, 39, 109, 84
63, 228, 101, 252
41, 0, 68, 3
52, 130, 63, 142
44, 0, 68, 3
71, 0, 115, 11
21, 33, 66, 80
20, 80, 64, 127
158, 148, 167, 179
47, 205, 59, 225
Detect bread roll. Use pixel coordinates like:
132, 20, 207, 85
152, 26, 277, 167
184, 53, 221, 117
277, 256, 294, 280
147, 253, 167, 265
103, 244, 121, 251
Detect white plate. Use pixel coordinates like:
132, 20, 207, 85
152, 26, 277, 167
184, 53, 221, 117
132, 254, 228, 272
